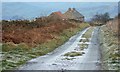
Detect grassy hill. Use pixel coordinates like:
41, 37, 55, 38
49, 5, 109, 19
1, 19, 89, 70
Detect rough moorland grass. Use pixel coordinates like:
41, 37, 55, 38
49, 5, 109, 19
1, 23, 89, 70
64, 51, 85, 57
99, 25, 120, 70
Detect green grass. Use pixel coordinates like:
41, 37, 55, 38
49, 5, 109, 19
64, 51, 85, 57
82, 27, 94, 38
79, 44, 88, 50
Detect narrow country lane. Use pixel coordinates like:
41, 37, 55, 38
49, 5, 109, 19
78, 27, 101, 70
19, 27, 102, 70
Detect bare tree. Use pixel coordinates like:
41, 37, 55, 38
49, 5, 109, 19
90, 12, 110, 25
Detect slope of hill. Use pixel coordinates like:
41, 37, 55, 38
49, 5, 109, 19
1, 19, 89, 70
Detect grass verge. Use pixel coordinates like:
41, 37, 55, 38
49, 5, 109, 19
99, 25, 120, 70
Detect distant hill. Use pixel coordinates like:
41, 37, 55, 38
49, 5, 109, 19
2, 2, 118, 21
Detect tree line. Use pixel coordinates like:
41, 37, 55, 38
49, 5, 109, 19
89, 12, 111, 26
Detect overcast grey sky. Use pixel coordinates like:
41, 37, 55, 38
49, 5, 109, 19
1, 0, 120, 2
2, 2, 118, 21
